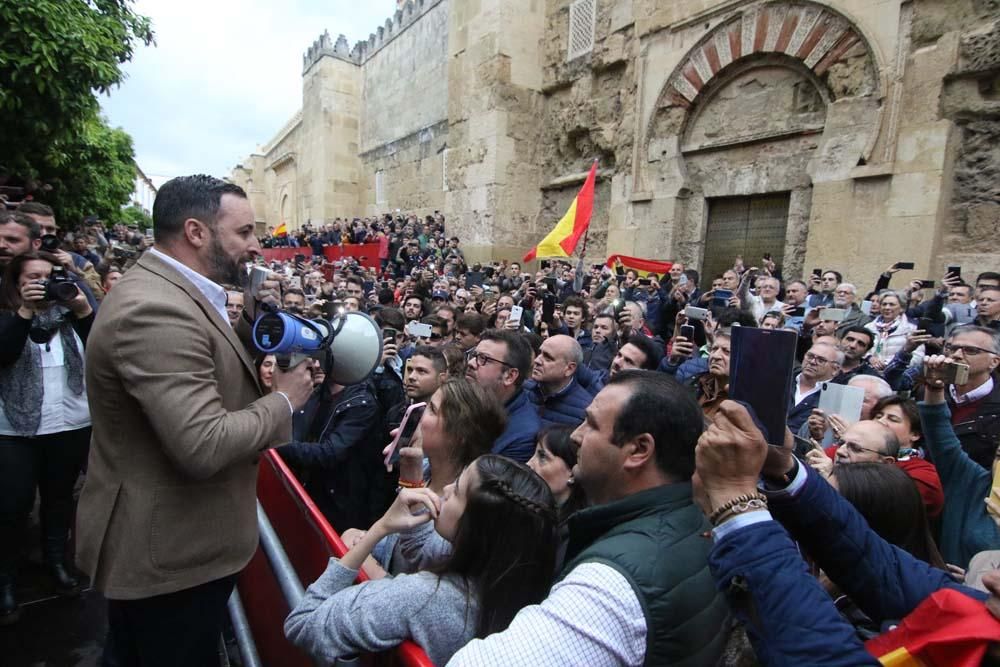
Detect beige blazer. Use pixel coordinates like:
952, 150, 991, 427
76, 252, 291, 600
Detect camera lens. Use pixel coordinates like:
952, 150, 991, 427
49, 280, 79, 302
40, 234, 60, 252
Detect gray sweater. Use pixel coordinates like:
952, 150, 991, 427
285, 558, 478, 666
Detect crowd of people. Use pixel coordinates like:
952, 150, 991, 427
1, 174, 1000, 665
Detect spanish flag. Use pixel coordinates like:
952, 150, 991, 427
865, 588, 1000, 666
273, 222, 288, 237
605, 255, 673, 278
524, 161, 597, 262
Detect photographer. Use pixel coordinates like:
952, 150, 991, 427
0, 251, 94, 624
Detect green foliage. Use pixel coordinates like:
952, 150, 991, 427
120, 202, 152, 229
44, 112, 139, 226
0, 0, 153, 182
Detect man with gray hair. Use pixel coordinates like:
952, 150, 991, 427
526, 334, 595, 427
942, 325, 1000, 468
848, 374, 893, 420
833, 282, 871, 335
746, 275, 784, 324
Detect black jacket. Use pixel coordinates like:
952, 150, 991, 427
279, 380, 396, 532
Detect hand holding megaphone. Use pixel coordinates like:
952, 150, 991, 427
272, 360, 314, 410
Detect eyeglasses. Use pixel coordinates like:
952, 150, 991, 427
803, 352, 837, 365
465, 349, 512, 368
944, 343, 997, 357
835, 439, 887, 457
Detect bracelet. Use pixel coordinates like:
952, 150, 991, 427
708, 493, 768, 526
397, 479, 425, 489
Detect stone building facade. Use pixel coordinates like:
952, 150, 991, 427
231, 0, 1000, 289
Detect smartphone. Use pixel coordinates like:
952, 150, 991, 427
542, 292, 556, 324
685, 305, 709, 321
289, 276, 302, 290
466, 271, 484, 289
859, 300, 873, 316
508, 305, 524, 327
408, 322, 433, 339
680, 324, 695, 340
384, 402, 427, 466
380, 281, 389, 290
818, 382, 865, 445
638, 278, 652, 287
729, 327, 798, 446
926, 360, 970, 385
893, 262, 915, 270
789, 306, 806, 317
818, 308, 847, 322
812, 268, 823, 278
712, 289, 733, 308
383, 327, 398, 342
947, 266, 962, 281
678, 274, 688, 287
919, 280, 936, 289
542, 277, 558, 292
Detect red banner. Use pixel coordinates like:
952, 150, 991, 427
260, 243, 381, 270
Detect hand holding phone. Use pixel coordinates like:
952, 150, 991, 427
383, 402, 426, 468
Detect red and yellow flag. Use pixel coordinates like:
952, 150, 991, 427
524, 161, 597, 262
605, 255, 673, 278
273, 222, 288, 237
865, 589, 1000, 666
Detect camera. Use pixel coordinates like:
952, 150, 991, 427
43, 266, 78, 302
40, 234, 61, 252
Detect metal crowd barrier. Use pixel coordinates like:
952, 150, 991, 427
237, 449, 434, 667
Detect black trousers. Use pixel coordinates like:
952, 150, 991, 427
0, 427, 91, 578
102, 574, 237, 667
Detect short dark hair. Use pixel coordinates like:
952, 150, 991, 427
823, 269, 844, 283
375, 307, 406, 330
0, 211, 41, 240
841, 325, 875, 351
17, 202, 54, 218
683, 268, 700, 285
152, 174, 247, 241
562, 295, 589, 321
872, 395, 922, 442
480, 328, 533, 388
410, 345, 447, 373
606, 370, 704, 480
456, 312, 487, 335
346, 275, 364, 288
624, 334, 663, 370
976, 271, 1000, 285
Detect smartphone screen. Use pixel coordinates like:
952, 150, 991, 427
729, 327, 798, 446
466, 271, 484, 289
385, 402, 427, 466
713, 289, 733, 307
894, 262, 915, 270
680, 324, 695, 340
948, 266, 962, 280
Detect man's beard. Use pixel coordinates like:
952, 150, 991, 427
207, 233, 247, 287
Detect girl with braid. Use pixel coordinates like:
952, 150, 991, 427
285, 454, 558, 666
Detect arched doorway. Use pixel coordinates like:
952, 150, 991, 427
642, 1, 882, 283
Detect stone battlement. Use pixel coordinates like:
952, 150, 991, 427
302, 0, 444, 72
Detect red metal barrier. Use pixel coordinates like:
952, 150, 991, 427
238, 450, 434, 667
260, 244, 381, 270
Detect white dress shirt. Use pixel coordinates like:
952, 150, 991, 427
950, 376, 994, 405
446, 561, 646, 666
0, 329, 91, 436
148, 247, 229, 326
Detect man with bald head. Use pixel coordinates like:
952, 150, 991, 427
527, 334, 596, 426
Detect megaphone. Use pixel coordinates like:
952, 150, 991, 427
252, 310, 383, 385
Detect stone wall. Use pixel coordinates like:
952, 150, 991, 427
359, 120, 448, 215
359, 0, 449, 154
932, 0, 1000, 277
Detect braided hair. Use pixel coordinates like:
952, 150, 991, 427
439, 454, 558, 638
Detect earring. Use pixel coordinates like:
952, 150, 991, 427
567, 475, 575, 486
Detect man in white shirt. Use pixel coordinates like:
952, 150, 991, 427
787, 341, 843, 434
448, 371, 729, 666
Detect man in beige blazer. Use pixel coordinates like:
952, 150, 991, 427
77, 175, 314, 665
